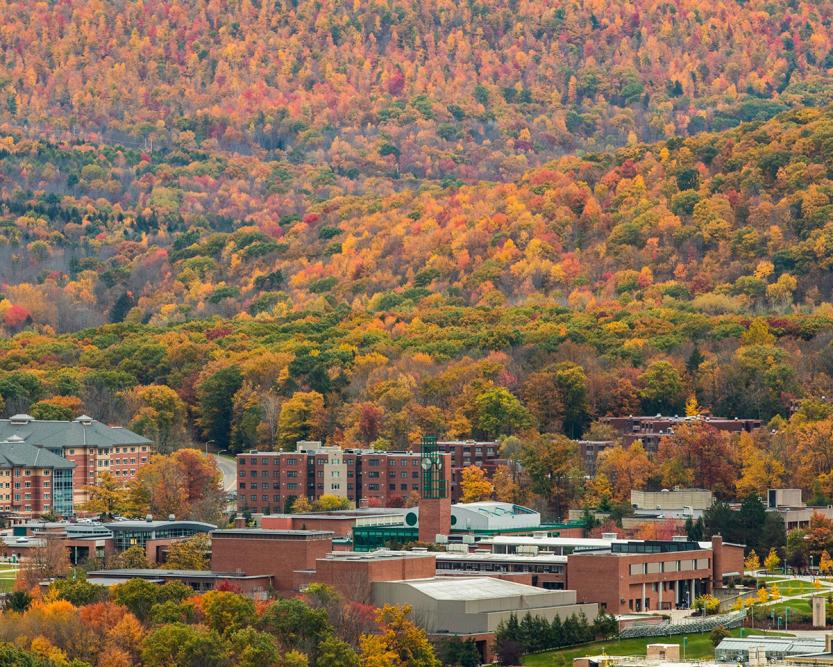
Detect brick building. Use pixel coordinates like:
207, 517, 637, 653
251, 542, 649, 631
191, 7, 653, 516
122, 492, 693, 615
0, 438, 74, 518
260, 508, 407, 538
600, 415, 761, 454
304, 549, 437, 602
566, 536, 744, 614
0, 414, 152, 507
210, 528, 334, 592
236, 444, 424, 513
236, 440, 503, 514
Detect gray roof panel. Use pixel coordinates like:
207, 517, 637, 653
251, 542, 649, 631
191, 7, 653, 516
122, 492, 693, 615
0, 418, 151, 448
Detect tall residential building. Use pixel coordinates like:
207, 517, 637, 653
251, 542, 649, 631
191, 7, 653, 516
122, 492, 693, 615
0, 414, 153, 507
0, 436, 74, 517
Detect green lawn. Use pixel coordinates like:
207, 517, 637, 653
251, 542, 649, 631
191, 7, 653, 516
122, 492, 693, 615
760, 580, 822, 596
0, 578, 16, 593
522, 629, 790, 666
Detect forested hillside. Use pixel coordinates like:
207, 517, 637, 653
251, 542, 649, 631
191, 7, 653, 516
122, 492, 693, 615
1, 0, 832, 179
2, 0, 833, 477
3, 108, 833, 329
1, 108, 833, 458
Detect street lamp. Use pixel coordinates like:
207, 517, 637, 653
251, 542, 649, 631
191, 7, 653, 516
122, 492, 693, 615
206, 439, 215, 456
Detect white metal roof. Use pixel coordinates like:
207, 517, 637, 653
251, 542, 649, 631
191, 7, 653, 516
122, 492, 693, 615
481, 536, 629, 548
401, 576, 551, 600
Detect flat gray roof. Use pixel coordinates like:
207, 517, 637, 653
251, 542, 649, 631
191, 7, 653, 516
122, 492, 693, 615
398, 576, 553, 600
212, 528, 333, 539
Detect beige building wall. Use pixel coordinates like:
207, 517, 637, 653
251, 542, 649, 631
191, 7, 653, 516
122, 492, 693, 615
631, 489, 713, 511
371, 579, 598, 634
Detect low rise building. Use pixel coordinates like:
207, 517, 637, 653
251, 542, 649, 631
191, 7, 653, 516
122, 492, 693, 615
85, 568, 273, 597
716, 636, 827, 663
601, 415, 761, 453
302, 549, 437, 602
767, 488, 833, 531
373, 576, 598, 663
435, 550, 567, 589
211, 528, 334, 592
103, 519, 216, 563
260, 508, 406, 538
236, 439, 506, 514
631, 489, 713, 512
566, 536, 743, 614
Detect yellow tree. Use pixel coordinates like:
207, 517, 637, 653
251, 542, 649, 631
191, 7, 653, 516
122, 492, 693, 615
744, 550, 760, 573
492, 465, 520, 503
764, 547, 781, 573
313, 494, 352, 511
735, 432, 785, 497
359, 605, 439, 667
820, 550, 833, 575
81, 472, 129, 518
291, 496, 313, 513
595, 441, 653, 504
459, 465, 494, 503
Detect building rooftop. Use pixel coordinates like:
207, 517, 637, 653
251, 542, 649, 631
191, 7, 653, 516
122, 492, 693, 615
104, 520, 217, 531
0, 416, 151, 448
717, 636, 826, 654
435, 551, 568, 564
212, 528, 334, 539
321, 549, 436, 561
400, 576, 554, 601
88, 568, 272, 579
266, 508, 407, 520
481, 535, 627, 548
0, 440, 75, 469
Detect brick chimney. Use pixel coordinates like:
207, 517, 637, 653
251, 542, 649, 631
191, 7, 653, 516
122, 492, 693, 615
711, 534, 723, 587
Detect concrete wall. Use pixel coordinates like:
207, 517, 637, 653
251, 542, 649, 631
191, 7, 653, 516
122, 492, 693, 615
630, 489, 713, 511
371, 580, 597, 634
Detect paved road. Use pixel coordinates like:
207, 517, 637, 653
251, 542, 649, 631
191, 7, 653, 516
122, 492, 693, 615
213, 454, 237, 493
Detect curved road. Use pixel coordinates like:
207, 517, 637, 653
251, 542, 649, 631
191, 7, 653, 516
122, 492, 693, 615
213, 454, 237, 493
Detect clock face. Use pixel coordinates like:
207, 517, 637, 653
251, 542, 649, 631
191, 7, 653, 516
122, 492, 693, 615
421, 456, 433, 471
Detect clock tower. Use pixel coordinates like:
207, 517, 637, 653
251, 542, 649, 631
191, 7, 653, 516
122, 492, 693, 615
418, 436, 452, 543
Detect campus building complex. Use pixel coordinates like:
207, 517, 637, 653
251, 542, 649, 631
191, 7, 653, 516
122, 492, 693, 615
235, 439, 505, 513
0, 414, 152, 510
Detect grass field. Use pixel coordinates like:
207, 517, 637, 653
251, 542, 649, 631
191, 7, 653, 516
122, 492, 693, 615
521, 629, 791, 666
0, 564, 18, 593
760, 580, 822, 596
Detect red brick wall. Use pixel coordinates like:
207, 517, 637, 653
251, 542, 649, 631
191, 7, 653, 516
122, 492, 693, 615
210, 533, 333, 592
313, 554, 437, 602
719, 542, 745, 579
568, 550, 714, 614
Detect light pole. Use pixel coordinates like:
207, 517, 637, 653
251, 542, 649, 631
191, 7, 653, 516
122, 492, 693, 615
206, 439, 215, 456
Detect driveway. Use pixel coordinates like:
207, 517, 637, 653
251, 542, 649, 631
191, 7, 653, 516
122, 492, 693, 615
212, 453, 237, 493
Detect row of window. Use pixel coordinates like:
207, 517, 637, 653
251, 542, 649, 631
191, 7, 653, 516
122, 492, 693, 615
239, 456, 422, 467
67, 446, 148, 455
436, 561, 564, 574
242, 469, 419, 480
